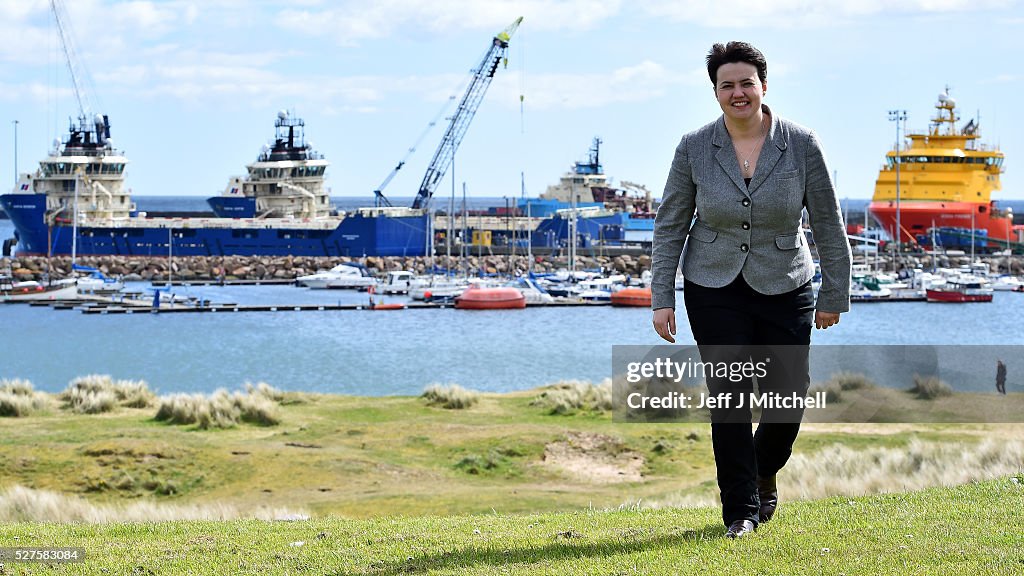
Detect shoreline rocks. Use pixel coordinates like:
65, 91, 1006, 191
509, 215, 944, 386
2, 252, 1022, 282
0, 254, 654, 282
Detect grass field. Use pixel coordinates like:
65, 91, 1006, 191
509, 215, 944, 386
1, 383, 1022, 573
1, 478, 1022, 574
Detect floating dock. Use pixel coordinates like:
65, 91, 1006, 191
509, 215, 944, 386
16, 296, 612, 314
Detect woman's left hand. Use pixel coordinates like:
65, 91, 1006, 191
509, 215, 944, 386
815, 311, 841, 329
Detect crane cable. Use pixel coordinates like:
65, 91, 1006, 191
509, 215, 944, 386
373, 82, 461, 195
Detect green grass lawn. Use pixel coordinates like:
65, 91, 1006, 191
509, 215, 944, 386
2, 386, 1023, 574
1, 477, 1022, 575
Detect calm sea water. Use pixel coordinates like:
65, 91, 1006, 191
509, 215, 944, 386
4, 197, 1024, 396
3, 282, 1024, 396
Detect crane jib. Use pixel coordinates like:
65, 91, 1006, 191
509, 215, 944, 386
407, 17, 523, 211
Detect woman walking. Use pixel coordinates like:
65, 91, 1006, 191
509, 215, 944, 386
650, 41, 852, 538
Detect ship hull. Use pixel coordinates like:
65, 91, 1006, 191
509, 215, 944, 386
0, 194, 429, 257
868, 200, 1014, 245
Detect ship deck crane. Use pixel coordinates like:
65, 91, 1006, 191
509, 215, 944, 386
49, 0, 112, 155
52, 0, 93, 122
409, 17, 522, 211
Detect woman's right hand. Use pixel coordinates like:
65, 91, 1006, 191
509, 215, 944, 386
652, 308, 677, 343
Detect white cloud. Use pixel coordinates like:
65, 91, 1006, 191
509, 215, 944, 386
276, 0, 621, 44
490, 60, 706, 110
636, 0, 1017, 27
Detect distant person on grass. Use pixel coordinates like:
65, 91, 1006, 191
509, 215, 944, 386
650, 41, 852, 538
996, 359, 1007, 395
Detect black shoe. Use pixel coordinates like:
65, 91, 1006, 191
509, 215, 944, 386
725, 519, 756, 539
757, 474, 778, 523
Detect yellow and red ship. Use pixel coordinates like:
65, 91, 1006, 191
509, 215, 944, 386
869, 90, 1018, 247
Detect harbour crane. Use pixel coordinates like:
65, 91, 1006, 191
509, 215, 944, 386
406, 17, 523, 211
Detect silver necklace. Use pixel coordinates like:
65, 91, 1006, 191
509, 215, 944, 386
739, 117, 768, 175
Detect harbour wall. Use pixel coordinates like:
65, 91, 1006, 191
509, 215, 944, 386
0, 253, 654, 282
3, 252, 1024, 282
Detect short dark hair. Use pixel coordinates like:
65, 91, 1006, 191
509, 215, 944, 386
706, 42, 767, 86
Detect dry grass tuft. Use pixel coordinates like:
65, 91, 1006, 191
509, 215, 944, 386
0, 484, 308, 523
0, 379, 53, 417
809, 383, 843, 403
245, 381, 284, 402
832, 371, 877, 391
647, 438, 1024, 509
809, 372, 877, 404
422, 384, 480, 409
531, 379, 612, 415
61, 375, 156, 413
909, 374, 954, 400
154, 387, 281, 429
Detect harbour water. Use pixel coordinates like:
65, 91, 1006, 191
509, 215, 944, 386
3, 279, 1024, 396
5, 197, 1024, 396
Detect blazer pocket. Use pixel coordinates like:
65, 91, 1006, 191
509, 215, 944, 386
775, 232, 801, 250
775, 169, 799, 180
688, 222, 718, 243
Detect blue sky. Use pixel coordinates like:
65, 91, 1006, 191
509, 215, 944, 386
1, 0, 1021, 203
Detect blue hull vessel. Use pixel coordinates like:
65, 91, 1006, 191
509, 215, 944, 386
0, 193, 428, 257
2, 111, 430, 258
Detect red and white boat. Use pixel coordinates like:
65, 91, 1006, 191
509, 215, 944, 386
1, 278, 79, 302
455, 284, 526, 310
925, 276, 993, 303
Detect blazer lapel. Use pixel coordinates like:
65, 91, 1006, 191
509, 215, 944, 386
712, 117, 749, 196
748, 109, 787, 195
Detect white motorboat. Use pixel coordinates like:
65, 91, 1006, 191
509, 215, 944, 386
297, 263, 377, 289
409, 277, 471, 301
506, 276, 554, 305
990, 275, 1024, 291
379, 270, 427, 295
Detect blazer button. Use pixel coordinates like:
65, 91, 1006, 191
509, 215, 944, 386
742, 198, 750, 207
742, 222, 750, 230
740, 243, 749, 252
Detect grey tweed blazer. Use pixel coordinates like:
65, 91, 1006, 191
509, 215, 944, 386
651, 105, 852, 313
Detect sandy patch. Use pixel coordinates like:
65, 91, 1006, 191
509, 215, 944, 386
541, 432, 644, 484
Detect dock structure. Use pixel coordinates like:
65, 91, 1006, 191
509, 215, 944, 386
150, 279, 298, 287
17, 296, 612, 314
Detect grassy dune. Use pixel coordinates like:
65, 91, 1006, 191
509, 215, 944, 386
1, 384, 1022, 520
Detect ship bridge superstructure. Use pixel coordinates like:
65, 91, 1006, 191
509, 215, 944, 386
220, 110, 332, 219
540, 137, 611, 204
874, 90, 1005, 205
11, 114, 135, 226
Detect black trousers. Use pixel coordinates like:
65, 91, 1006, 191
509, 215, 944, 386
683, 276, 814, 527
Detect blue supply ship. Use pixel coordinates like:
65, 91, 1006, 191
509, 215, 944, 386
0, 111, 429, 258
